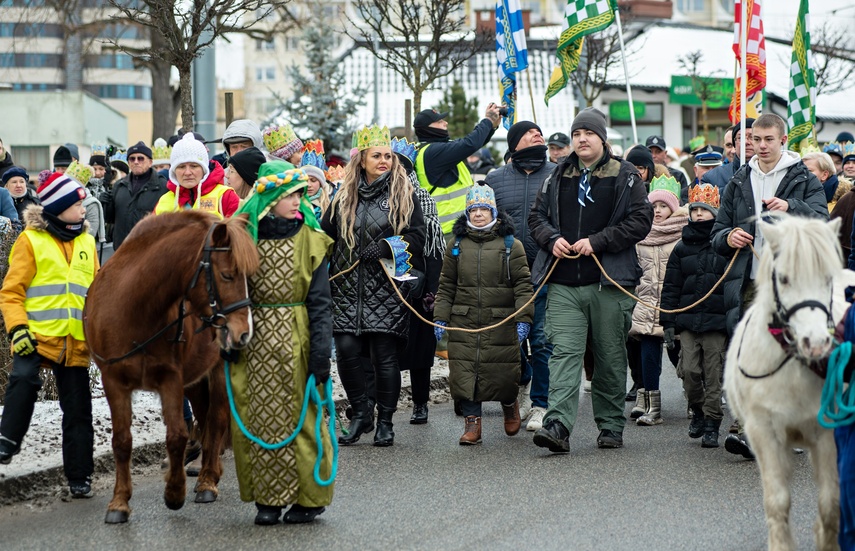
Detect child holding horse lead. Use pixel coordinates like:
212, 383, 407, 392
230, 161, 335, 525
0, 173, 98, 498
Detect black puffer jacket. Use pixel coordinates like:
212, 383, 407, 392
487, 159, 556, 266
660, 219, 734, 334
100, 169, 169, 250
321, 172, 426, 339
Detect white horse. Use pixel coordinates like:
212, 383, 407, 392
725, 214, 854, 551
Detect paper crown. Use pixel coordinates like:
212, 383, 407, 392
254, 168, 309, 194
390, 137, 417, 164
110, 150, 127, 163
688, 183, 720, 209
301, 139, 327, 171
688, 135, 706, 151
65, 161, 92, 185
152, 137, 172, 165
648, 174, 681, 199
263, 124, 303, 160
90, 144, 107, 157
466, 183, 497, 214
325, 165, 345, 184
797, 139, 821, 155
843, 143, 855, 160
824, 142, 843, 156
379, 236, 415, 282
354, 125, 390, 151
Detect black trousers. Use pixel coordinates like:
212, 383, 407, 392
336, 333, 402, 411
0, 352, 94, 483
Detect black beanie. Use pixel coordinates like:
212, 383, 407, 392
228, 146, 266, 187
626, 145, 654, 178
836, 131, 855, 143
507, 121, 542, 153
89, 155, 107, 168
127, 140, 153, 159
53, 145, 73, 168
571, 107, 608, 145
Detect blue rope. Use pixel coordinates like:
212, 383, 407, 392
224, 361, 338, 487
818, 342, 855, 429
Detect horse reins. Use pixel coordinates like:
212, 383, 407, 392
88, 222, 252, 365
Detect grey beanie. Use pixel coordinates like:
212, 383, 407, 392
571, 108, 608, 145
222, 119, 263, 151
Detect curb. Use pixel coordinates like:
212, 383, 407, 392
0, 373, 450, 506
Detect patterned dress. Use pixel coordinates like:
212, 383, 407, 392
230, 222, 334, 507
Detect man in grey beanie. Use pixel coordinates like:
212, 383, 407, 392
528, 107, 653, 453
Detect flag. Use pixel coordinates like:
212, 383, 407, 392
545, 0, 617, 105
787, 0, 816, 153
729, 0, 766, 123
496, 0, 528, 130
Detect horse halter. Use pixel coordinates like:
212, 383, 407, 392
769, 267, 834, 346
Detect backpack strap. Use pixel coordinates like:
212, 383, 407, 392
503, 234, 514, 282
451, 236, 462, 257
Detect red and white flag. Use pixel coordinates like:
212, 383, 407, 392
730, 0, 766, 123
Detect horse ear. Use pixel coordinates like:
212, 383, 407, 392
211, 219, 230, 246
758, 218, 781, 253
829, 216, 843, 237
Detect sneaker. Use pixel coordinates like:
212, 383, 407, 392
70, 478, 94, 499
517, 381, 532, 420
582, 378, 592, 393
0, 437, 20, 465
526, 406, 546, 431
597, 429, 623, 449
532, 419, 570, 453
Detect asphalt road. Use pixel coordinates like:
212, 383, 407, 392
0, 370, 825, 551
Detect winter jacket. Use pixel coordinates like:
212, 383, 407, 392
101, 168, 169, 250
155, 161, 239, 218
660, 218, 735, 334
629, 206, 688, 338
321, 172, 426, 340
528, 151, 654, 287
0, 152, 14, 182
487, 157, 556, 266
434, 212, 533, 404
830, 179, 855, 262
0, 188, 17, 221
711, 154, 828, 333
701, 155, 742, 191
11, 191, 39, 221
0, 206, 98, 367
82, 189, 106, 242
416, 119, 496, 189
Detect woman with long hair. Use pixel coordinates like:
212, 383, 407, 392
321, 125, 425, 447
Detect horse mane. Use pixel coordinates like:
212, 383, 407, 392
221, 214, 259, 277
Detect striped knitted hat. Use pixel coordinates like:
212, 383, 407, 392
38, 173, 86, 216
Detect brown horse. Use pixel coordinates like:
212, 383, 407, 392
84, 211, 259, 524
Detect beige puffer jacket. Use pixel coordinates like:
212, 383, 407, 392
630, 206, 689, 338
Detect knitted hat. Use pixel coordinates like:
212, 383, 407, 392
152, 138, 172, 166
465, 183, 498, 218
127, 140, 153, 160
38, 173, 86, 216
688, 183, 720, 217
731, 118, 755, 139
836, 131, 855, 144
63, 143, 79, 162
570, 108, 608, 144
626, 145, 655, 177
228, 146, 266, 187
169, 133, 210, 185
2, 166, 28, 186
88, 144, 108, 168
300, 139, 327, 183
53, 145, 73, 168
648, 174, 681, 214
65, 161, 92, 186
37, 169, 52, 186
507, 121, 542, 153
263, 124, 303, 161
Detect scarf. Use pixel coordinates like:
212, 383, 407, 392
257, 215, 302, 240
408, 171, 445, 260
358, 170, 390, 200
414, 127, 450, 143
43, 210, 85, 242
511, 145, 548, 173
234, 163, 319, 242
638, 208, 689, 246
466, 218, 497, 232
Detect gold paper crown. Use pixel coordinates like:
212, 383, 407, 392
263, 124, 299, 152
302, 139, 324, 155
688, 183, 720, 208
66, 161, 92, 185
325, 165, 346, 183
355, 125, 390, 151
152, 144, 172, 163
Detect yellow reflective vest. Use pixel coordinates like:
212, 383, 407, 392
155, 185, 232, 219
415, 145, 474, 234
22, 229, 96, 341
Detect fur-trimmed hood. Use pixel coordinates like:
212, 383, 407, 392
451, 209, 516, 238
22, 204, 90, 232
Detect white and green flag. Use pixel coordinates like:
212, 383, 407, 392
787, 0, 816, 152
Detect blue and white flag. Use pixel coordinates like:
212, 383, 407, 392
496, 0, 528, 130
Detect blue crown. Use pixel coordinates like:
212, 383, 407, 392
110, 151, 127, 163
301, 150, 327, 171
391, 137, 417, 164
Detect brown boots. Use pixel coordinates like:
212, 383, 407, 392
501, 400, 521, 436
459, 416, 482, 445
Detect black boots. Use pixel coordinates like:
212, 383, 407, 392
254, 503, 282, 525
688, 405, 705, 439
724, 432, 755, 459
339, 397, 375, 446
533, 418, 570, 453
374, 407, 395, 447
410, 403, 428, 424
701, 419, 721, 448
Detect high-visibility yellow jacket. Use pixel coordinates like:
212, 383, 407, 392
416, 145, 473, 234
155, 184, 234, 219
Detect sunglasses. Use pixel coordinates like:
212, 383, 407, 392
128, 156, 148, 163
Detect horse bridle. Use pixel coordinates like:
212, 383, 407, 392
88, 222, 251, 365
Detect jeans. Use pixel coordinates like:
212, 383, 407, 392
640, 335, 663, 391
524, 284, 552, 409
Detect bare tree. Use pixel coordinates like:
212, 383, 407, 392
566, 19, 641, 108
810, 20, 855, 96
677, 50, 727, 139
109, 0, 297, 131
344, 0, 491, 114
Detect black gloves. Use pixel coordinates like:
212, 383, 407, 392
360, 242, 383, 263
422, 292, 436, 313
663, 328, 676, 350
309, 356, 331, 384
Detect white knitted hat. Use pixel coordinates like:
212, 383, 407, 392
169, 133, 210, 185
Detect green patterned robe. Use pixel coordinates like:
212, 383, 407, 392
230, 223, 334, 507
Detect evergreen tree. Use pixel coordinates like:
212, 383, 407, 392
280, 24, 366, 152
434, 80, 479, 139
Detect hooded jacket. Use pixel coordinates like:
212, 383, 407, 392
155, 160, 239, 218
710, 153, 828, 333
434, 211, 533, 404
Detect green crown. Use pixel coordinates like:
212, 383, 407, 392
649, 174, 681, 199
355, 125, 390, 151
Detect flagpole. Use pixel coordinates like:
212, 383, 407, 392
613, 7, 638, 144
525, 69, 537, 124
739, 0, 747, 163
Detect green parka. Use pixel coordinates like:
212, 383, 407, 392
434, 211, 533, 404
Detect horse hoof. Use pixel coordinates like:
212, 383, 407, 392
164, 497, 185, 511
105, 510, 129, 524
194, 490, 217, 504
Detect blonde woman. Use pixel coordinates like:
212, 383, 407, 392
320, 125, 425, 448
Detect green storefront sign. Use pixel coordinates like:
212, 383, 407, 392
670, 75, 734, 109
609, 100, 646, 121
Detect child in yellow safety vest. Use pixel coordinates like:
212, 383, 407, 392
0, 173, 99, 498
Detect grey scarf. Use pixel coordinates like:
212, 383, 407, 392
408, 171, 445, 260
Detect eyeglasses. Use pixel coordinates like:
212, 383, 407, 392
128, 156, 148, 163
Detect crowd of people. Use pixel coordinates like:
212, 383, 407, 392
0, 105, 851, 528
